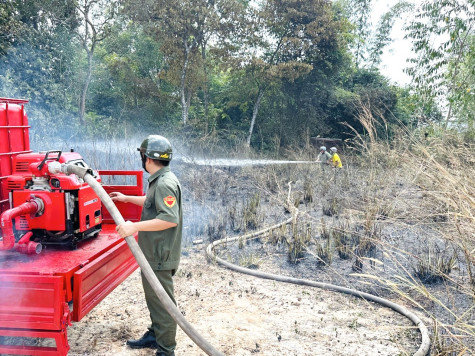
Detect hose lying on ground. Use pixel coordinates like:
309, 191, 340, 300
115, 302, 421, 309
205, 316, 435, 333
205, 188, 431, 356
61, 164, 224, 356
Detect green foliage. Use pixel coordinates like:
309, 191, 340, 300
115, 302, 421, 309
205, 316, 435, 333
328, 68, 400, 140
123, 0, 247, 126
406, 0, 475, 127
4, 0, 472, 148
0, 1, 22, 56
337, 0, 374, 67
0, 0, 82, 137
233, 0, 350, 146
367, 1, 414, 68
88, 23, 179, 129
450, 34, 475, 130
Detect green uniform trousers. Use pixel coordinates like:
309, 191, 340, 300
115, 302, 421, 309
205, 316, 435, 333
142, 269, 177, 355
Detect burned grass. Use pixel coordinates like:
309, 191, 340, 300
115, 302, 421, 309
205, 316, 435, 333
180, 128, 475, 354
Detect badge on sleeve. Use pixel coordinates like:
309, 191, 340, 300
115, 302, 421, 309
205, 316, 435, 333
164, 195, 176, 208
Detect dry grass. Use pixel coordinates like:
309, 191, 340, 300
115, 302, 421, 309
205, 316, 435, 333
182, 113, 475, 354
340, 110, 475, 355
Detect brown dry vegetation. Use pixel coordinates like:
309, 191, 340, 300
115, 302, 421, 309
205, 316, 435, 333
175, 114, 475, 355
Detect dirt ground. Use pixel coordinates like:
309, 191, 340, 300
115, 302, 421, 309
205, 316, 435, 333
67, 246, 422, 356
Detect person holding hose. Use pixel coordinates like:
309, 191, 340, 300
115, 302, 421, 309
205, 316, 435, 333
328, 146, 343, 168
110, 135, 182, 356
316, 146, 332, 169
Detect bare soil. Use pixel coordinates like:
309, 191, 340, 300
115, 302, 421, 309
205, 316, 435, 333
67, 248, 422, 356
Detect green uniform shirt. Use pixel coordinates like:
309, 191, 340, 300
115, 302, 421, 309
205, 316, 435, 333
139, 166, 182, 271
318, 151, 332, 163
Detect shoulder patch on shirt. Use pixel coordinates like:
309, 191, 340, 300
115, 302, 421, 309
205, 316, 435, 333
163, 195, 176, 208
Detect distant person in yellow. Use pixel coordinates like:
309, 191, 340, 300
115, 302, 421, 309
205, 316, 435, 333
328, 147, 342, 168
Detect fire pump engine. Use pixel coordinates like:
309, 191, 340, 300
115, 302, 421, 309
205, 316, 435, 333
0, 98, 143, 355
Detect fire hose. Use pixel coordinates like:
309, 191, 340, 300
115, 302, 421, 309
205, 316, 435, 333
57, 163, 224, 356
205, 184, 431, 356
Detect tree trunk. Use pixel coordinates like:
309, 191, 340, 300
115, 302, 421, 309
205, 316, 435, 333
186, 89, 192, 122
444, 102, 453, 129
180, 48, 190, 126
201, 43, 209, 134
246, 89, 264, 146
79, 51, 93, 125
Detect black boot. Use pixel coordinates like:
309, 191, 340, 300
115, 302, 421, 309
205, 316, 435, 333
156, 351, 175, 356
126, 330, 158, 349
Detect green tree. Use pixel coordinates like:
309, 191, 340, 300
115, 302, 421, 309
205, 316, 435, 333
198, 1, 246, 134
321, 69, 400, 140
240, 0, 346, 147
88, 22, 178, 131
337, 0, 373, 68
450, 34, 475, 130
406, 0, 475, 128
0, 1, 22, 56
123, 0, 245, 127
73, 0, 118, 125
367, 1, 414, 69
337, 0, 413, 71
0, 1, 79, 107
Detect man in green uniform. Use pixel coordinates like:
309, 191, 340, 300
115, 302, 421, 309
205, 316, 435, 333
316, 146, 332, 169
110, 135, 182, 356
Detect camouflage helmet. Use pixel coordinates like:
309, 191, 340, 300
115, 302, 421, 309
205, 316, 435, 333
138, 135, 173, 161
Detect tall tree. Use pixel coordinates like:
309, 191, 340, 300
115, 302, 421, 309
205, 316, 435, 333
406, 0, 475, 128
0, 1, 22, 56
337, 0, 373, 68
74, 0, 117, 125
367, 1, 413, 69
0, 0, 79, 106
241, 0, 343, 146
450, 34, 475, 130
88, 20, 192, 132
199, 1, 246, 134
123, 0, 245, 127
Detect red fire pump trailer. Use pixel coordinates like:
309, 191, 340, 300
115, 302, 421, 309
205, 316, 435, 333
0, 98, 143, 355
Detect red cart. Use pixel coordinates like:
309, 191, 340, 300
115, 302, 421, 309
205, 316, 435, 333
0, 98, 142, 355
